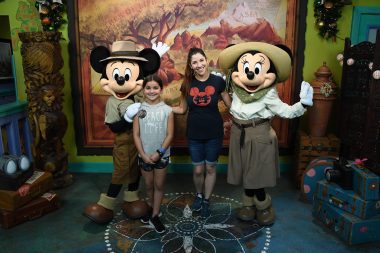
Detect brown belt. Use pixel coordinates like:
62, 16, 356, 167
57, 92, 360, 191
232, 118, 269, 147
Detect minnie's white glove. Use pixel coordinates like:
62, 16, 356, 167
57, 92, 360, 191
152, 41, 170, 57
299, 81, 314, 106
124, 103, 141, 122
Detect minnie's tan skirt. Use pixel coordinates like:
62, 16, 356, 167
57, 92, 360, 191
227, 118, 279, 189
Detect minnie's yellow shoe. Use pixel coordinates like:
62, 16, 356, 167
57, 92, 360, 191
254, 194, 275, 226
237, 194, 256, 221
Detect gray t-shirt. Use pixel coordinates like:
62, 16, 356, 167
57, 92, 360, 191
138, 101, 172, 157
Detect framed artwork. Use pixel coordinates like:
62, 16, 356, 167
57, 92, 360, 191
68, 0, 299, 155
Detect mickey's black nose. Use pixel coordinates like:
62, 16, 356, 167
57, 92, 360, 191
246, 71, 255, 80
116, 76, 125, 85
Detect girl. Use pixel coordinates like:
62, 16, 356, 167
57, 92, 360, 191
172, 48, 231, 218
133, 74, 174, 233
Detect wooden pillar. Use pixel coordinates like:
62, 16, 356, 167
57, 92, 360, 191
18, 31, 73, 188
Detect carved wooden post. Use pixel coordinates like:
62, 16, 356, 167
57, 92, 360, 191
18, 31, 73, 188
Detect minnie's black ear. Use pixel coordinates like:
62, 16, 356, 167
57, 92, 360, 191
275, 44, 293, 64
139, 48, 161, 76
90, 46, 110, 73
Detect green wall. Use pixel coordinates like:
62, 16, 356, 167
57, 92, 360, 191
301, 0, 378, 133
0, 0, 378, 170
304, 0, 378, 85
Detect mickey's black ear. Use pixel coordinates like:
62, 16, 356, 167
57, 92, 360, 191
275, 44, 293, 64
90, 46, 110, 73
139, 48, 161, 76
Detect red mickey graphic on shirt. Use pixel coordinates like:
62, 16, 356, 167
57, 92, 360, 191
190, 86, 215, 106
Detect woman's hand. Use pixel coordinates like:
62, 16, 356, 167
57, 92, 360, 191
172, 96, 188, 114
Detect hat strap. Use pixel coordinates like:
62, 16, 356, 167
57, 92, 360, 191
111, 51, 139, 57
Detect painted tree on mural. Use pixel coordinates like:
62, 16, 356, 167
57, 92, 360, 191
79, 0, 228, 49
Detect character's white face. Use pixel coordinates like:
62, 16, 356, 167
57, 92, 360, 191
100, 60, 143, 100
190, 53, 208, 78
231, 52, 276, 93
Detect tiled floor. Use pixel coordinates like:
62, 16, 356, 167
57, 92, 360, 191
1, 171, 380, 253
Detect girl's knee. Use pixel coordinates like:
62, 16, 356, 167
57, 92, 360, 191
144, 181, 154, 191
206, 165, 216, 174
193, 166, 205, 176
154, 182, 164, 192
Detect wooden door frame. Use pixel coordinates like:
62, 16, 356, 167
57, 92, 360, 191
351, 6, 380, 44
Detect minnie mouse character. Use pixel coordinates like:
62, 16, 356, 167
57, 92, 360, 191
83, 41, 161, 224
218, 42, 313, 225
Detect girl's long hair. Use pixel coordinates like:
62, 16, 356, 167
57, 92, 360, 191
181, 47, 207, 96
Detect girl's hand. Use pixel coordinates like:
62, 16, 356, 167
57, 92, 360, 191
150, 152, 160, 163
142, 154, 154, 164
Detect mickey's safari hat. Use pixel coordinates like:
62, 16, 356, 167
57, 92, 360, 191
218, 42, 292, 82
100, 40, 148, 62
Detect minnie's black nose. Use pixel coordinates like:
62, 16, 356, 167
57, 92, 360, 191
246, 71, 255, 80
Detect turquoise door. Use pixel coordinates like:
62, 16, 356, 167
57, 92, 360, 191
351, 6, 380, 44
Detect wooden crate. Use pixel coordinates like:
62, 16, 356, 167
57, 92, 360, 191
295, 131, 340, 187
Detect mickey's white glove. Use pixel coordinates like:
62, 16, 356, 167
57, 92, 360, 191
211, 70, 226, 80
152, 41, 170, 57
124, 103, 141, 122
299, 81, 314, 106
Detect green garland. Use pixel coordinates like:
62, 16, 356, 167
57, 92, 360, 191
314, 0, 345, 40
35, 0, 66, 31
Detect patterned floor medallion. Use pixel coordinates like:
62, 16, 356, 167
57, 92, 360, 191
104, 193, 271, 253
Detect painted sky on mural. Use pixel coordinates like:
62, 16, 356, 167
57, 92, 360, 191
170, 0, 285, 39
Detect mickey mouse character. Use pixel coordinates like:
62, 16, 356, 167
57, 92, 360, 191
218, 42, 313, 225
83, 41, 161, 224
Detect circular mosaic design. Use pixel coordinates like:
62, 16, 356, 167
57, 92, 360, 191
104, 192, 271, 253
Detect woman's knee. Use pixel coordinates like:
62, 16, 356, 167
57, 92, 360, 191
205, 164, 216, 174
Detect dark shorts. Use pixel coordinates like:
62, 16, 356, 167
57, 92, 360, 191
188, 138, 223, 166
138, 156, 170, 172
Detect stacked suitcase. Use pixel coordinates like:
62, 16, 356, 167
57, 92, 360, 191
0, 170, 61, 229
312, 162, 380, 245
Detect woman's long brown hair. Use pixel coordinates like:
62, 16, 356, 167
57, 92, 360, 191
181, 47, 207, 96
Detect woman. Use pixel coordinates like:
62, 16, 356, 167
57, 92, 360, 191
172, 47, 231, 218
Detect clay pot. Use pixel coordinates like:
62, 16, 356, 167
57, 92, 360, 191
308, 62, 338, 137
